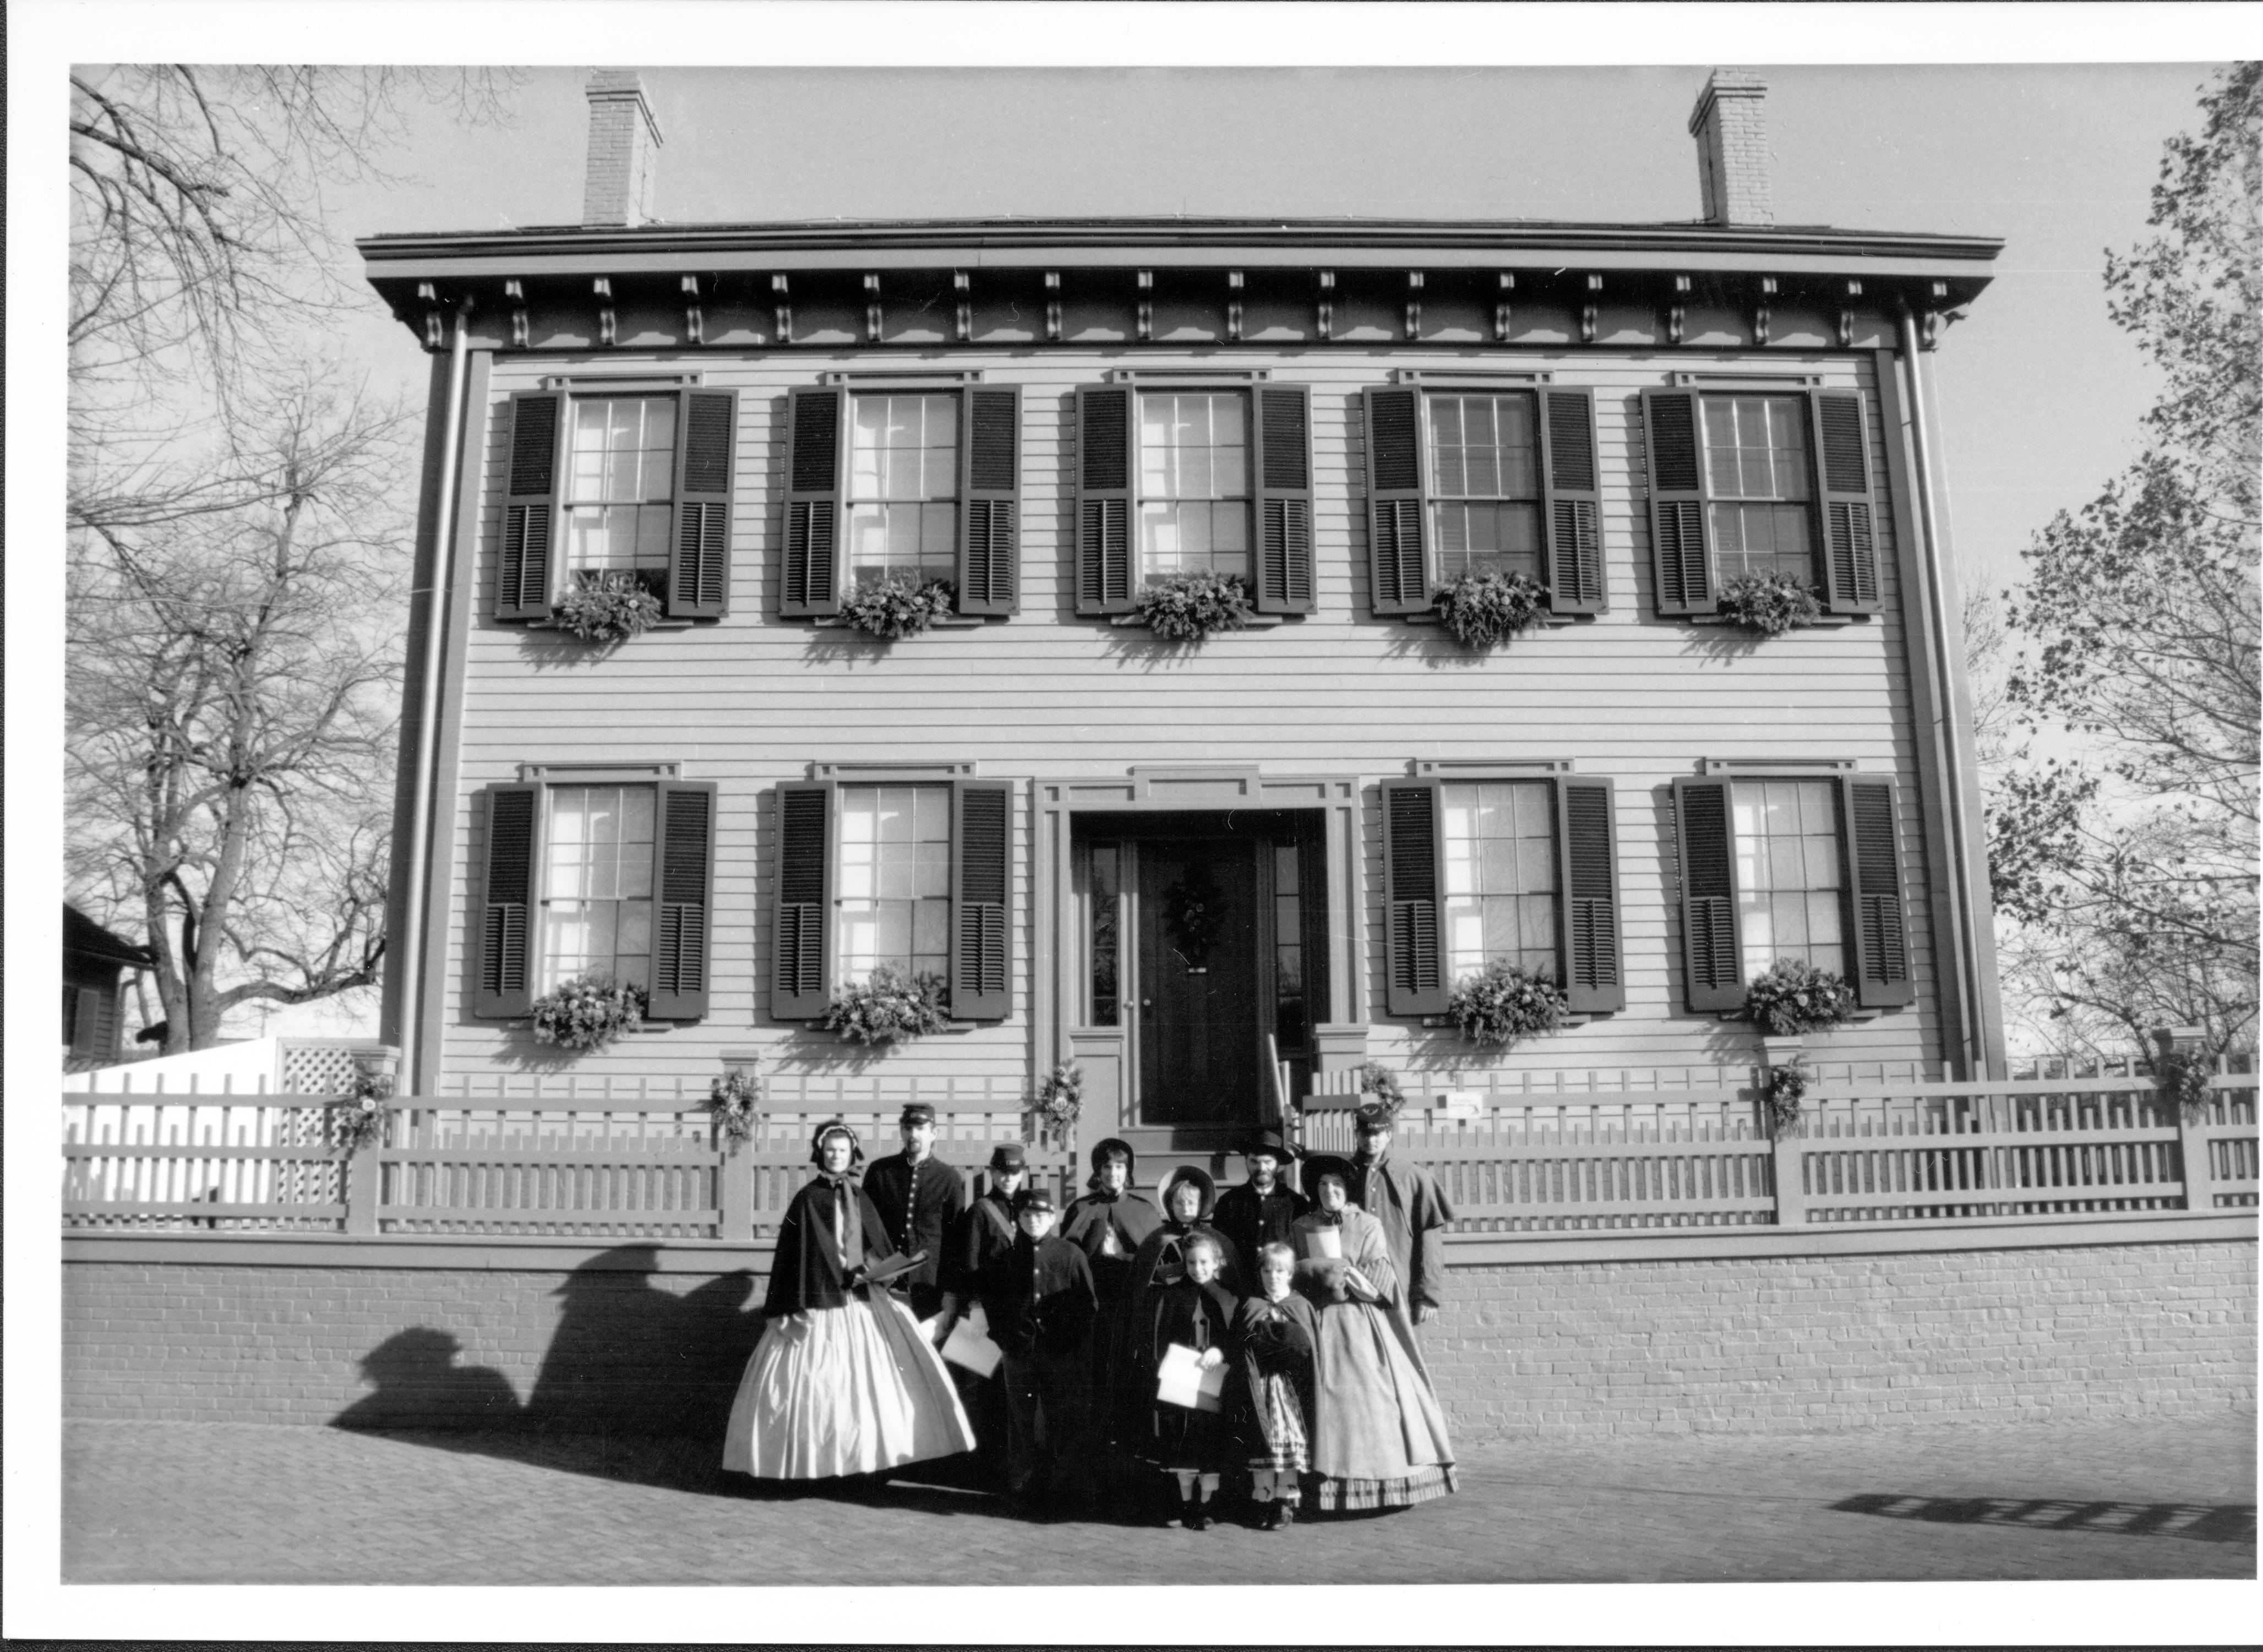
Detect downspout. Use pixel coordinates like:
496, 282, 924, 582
1896, 301, 1991, 1078
396, 296, 475, 1089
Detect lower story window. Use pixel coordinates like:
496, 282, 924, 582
836, 784, 951, 983
1441, 780, 1559, 982
1732, 778, 1845, 978
539, 784, 654, 990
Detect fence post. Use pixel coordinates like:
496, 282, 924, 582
2177, 1089, 2218, 1213
1770, 1124, 1807, 1228
719, 1133, 753, 1242
343, 1146, 379, 1236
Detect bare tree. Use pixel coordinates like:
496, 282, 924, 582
67, 381, 410, 1051
1987, 63, 2261, 1061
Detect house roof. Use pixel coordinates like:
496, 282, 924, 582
65, 903, 154, 970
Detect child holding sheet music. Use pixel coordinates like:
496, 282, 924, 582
1133, 1230, 1240, 1529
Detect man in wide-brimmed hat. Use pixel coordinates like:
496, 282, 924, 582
862, 1102, 968, 1331
1212, 1127, 1310, 1267
1348, 1100, 1455, 1327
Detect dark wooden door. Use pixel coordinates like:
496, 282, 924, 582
1135, 838, 1261, 1125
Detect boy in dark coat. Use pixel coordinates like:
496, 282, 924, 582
940, 1141, 1030, 1489
1347, 1102, 1455, 1328
975, 1184, 1098, 1514
862, 1101, 968, 1326
1212, 1128, 1311, 1264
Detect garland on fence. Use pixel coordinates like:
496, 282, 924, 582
1742, 959, 1856, 1037
707, 1069, 764, 1142
326, 1070, 395, 1153
1762, 1056, 1811, 1133
1356, 1061, 1405, 1118
822, 964, 953, 1044
531, 973, 648, 1053
555, 570, 664, 645
1446, 960, 1573, 1049
2156, 1049, 2217, 1122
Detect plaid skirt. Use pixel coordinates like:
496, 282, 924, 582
1312, 1462, 1458, 1511
1245, 1371, 1310, 1475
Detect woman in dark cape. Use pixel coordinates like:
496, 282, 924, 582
722, 1120, 974, 1480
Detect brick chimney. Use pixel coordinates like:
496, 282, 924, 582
1688, 68, 1773, 227
582, 69, 663, 229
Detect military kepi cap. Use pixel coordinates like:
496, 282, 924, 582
988, 1141, 1029, 1173
899, 1102, 937, 1127
1015, 1185, 1058, 1214
1354, 1099, 1398, 1130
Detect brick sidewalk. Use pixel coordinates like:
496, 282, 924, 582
63, 1414, 2254, 1586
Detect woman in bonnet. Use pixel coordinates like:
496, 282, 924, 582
722, 1120, 974, 1483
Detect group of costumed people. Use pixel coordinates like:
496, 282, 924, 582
722, 1098, 1458, 1529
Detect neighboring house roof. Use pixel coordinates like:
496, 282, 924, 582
64, 903, 154, 971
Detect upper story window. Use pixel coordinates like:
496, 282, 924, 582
1429, 392, 1543, 584
1138, 391, 1250, 585
1075, 382, 1314, 618
1362, 385, 1605, 619
472, 776, 717, 1022
782, 385, 1022, 620
493, 386, 739, 626
847, 394, 960, 588
1702, 394, 1813, 586
835, 783, 953, 984
564, 397, 678, 582
1642, 385, 1884, 620
1441, 779, 1559, 983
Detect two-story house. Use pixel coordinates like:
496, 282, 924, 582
363, 67, 2004, 1169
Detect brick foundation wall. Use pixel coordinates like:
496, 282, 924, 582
63, 1234, 2254, 1439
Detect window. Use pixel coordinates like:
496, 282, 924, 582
1382, 775, 1623, 1017
1138, 391, 1249, 584
1642, 385, 1883, 618
1672, 772, 1914, 1013
1702, 395, 1812, 585
846, 394, 959, 587
781, 385, 1022, 618
564, 397, 677, 583
539, 784, 656, 991
494, 386, 738, 623
1362, 385, 1604, 618
1074, 383, 1313, 616
472, 778, 717, 1020
1430, 394, 1544, 583
1441, 780, 1559, 983
835, 784, 952, 983
1086, 841, 1122, 1027
771, 777, 1015, 1021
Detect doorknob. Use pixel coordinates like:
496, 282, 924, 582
1141, 999, 1153, 1008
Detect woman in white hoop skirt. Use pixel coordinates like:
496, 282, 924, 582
722, 1120, 974, 1481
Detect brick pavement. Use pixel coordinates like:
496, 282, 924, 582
62, 1414, 2254, 1585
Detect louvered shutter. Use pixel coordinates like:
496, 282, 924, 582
1809, 392, 1883, 615
1555, 777, 1624, 1013
770, 782, 833, 1019
473, 783, 543, 1017
646, 781, 718, 1019
958, 386, 1022, 616
1839, 777, 1915, 1007
1382, 780, 1448, 1016
950, 780, 1013, 1019
1074, 386, 1136, 615
495, 392, 562, 620
1642, 389, 1716, 618
1672, 778, 1744, 1012
73, 983, 121, 1058
1252, 385, 1315, 614
1362, 388, 1430, 617
780, 388, 843, 618
667, 390, 737, 619
1539, 388, 1606, 615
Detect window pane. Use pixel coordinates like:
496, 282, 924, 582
846, 396, 957, 584
1430, 392, 1537, 503
1089, 843, 1120, 1026
564, 398, 677, 580
836, 783, 951, 983
1732, 779, 1844, 979
1433, 501, 1541, 581
1138, 392, 1248, 581
540, 783, 657, 989
1440, 779, 1557, 982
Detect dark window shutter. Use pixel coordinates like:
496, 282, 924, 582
1539, 388, 1606, 615
1252, 385, 1315, 614
1555, 777, 1624, 1013
1810, 392, 1883, 615
1672, 778, 1744, 1012
667, 390, 736, 619
73, 983, 120, 1057
957, 386, 1022, 616
780, 388, 843, 618
770, 782, 833, 1019
496, 392, 561, 620
950, 780, 1013, 1019
1074, 386, 1135, 615
647, 781, 718, 1019
473, 783, 543, 1017
1382, 779, 1448, 1016
1642, 389, 1715, 618
1840, 777, 1915, 1007
1362, 388, 1430, 617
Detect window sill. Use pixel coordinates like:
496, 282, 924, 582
1401, 611, 1585, 629
525, 617, 699, 633
1419, 1012, 1598, 1029
808, 615, 990, 630
1106, 612, 1286, 630
800, 1018, 986, 1034
1685, 613, 1866, 629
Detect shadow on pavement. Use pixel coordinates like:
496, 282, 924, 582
1832, 1492, 2257, 1544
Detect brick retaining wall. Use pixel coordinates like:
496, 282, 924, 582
63, 1229, 2254, 1441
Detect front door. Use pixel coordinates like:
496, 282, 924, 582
1135, 837, 1261, 1125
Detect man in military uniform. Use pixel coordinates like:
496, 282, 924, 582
1348, 1101, 1455, 1327
861, 1101, 968, 1328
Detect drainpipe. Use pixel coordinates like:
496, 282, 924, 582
396, 296, 475, 1091
1896, 300, 1991, 1079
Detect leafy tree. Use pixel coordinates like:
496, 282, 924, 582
1989, 63, 2260, 1061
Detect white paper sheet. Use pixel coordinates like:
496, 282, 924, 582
1155, 1342, 1226, 1413
1302, 1225, 1343, 1261
928, 1302, 1002, 1377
